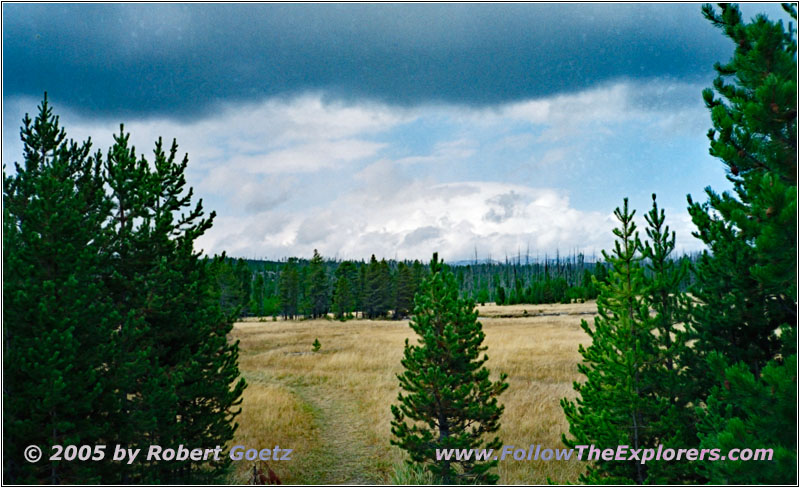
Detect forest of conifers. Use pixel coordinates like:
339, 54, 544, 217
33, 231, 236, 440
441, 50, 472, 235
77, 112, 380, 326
212, 251, 699, 320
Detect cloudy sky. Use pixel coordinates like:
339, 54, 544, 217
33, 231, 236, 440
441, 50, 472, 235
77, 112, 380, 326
3, 3, 790, 261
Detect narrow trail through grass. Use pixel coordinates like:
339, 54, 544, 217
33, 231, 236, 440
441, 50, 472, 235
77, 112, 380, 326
290, 383, 388, 484
231, 303, 594, 484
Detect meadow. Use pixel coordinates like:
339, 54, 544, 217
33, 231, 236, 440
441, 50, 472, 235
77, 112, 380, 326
228, 302, 595, 484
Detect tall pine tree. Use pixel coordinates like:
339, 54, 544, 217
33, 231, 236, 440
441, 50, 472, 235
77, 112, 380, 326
279, 259, 300, 319
307, 249, 330, 319
684, 4, 797, 483
393, 261, 415, 319
4, 98, 247, 483
685, 2, 796, 390
391, 253, 508, 484
561, 199, 666, 484
332, 261, 357, 319
3, 95, 115, 484
100, 125, 172, 483
639, 194, 695, 483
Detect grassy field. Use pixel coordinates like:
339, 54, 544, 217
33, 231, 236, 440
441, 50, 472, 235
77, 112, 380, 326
227, 302, 595, 484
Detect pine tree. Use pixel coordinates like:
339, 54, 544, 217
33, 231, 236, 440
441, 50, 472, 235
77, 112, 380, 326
393, 261, 415, 319
332, 261, 357, 319
3, 96, 115, 484
638, 194, 695, 483
99, 125, 171, 483
683, 4, 797, 483
357, 262, 368, 318
642, 194, 691, 380
495, 285, 506, 305
697, 352, 797, 484
235, 259, 253, 316
378, 258, 394, 316
209, 257, 244, 316
144, 134, 246, 482
4, 99, 246, 483
686, 2, 796, 388
391, 253, 508, 484
307, 249, 330, 319
593, 260, 609, 286
475, 286, 490, 306
253, 272, 266, 316
332, 276, 353, 320
365, 255, 391, 318
561, 199, 663, 484
100, 127, 246, 482
279, 260, 300, 319
411, 259, 426, 292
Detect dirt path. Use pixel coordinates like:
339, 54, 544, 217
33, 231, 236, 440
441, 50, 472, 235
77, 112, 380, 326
291, 384, 388, 484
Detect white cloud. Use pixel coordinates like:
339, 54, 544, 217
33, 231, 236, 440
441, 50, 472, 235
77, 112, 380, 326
3, 94, 410, 215
196, 166, 619, 261
499, 79, 707, 142
4, 83, 713, 262
395, 138, 477, 165
237, 139, 386, 174
3, 93, 409, 170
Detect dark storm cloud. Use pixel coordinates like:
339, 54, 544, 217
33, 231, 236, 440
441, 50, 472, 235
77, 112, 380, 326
3, 3, 779, 120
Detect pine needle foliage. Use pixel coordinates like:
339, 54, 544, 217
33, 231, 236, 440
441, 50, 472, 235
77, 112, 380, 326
685, 4, 797, 483
562, 197, 690, 484
3, 97, 246, 483
391, 253, 508, 484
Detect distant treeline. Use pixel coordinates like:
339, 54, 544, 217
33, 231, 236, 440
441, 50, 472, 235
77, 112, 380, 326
210, 250, 699, 319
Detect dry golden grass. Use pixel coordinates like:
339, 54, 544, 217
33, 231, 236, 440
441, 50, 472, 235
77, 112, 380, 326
228, 302, 595, 484
227, 381, 316, 484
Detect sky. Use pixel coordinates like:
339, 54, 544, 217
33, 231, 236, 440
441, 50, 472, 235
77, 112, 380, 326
2, 3, 792, 262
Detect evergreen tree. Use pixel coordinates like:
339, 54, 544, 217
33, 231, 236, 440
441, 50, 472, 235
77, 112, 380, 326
475, 286, 490, 306
100, 125, 173, 483
100, 126, 246, 482
279, 260, 300, 319
365, 255, 392, 318
683, 4, 797, 483
332, 275, 354, 319
581, 269, 597, 299
297, 264, 310, 317
411, 259, 426, 293
235, 259, 253, 315
357, 262, 368, 318
364, 255, 380, 318
391, 253, 508, 484
561, 199, 663, 484
495, 285, 506, 305
211, 257, 243, 317
393, 261, 415, 319
332, 261, 357, 319
593, 260, 609, 286
307, 249, 330, 319
3, 96, 115, 484
697, 352, 797, 484
140, 134, 246, 482
643, 194, 691, 376
4, 99, 246, 483
379, 258, 394, 316
639, 195, 695, 483
252, 272, 266, 316
686, 2, 796, 388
